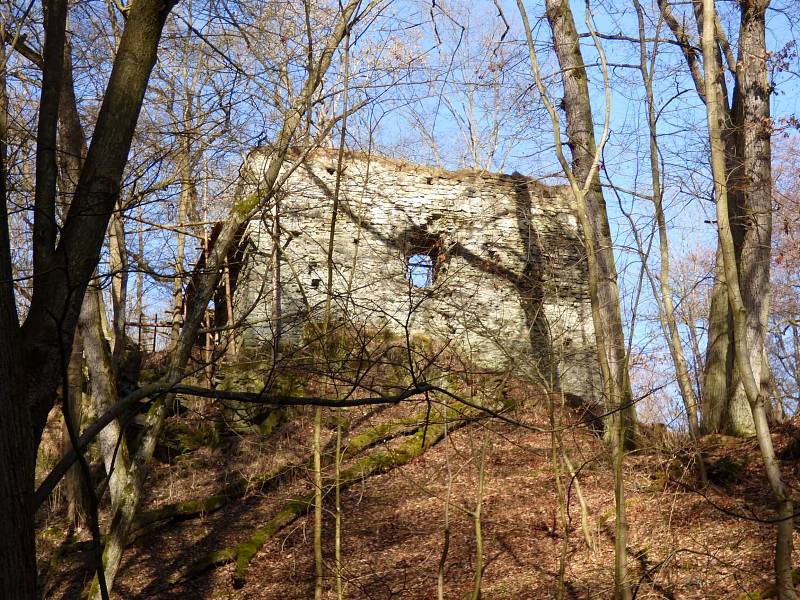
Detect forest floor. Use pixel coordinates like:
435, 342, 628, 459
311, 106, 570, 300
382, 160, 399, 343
38, 394, 800, 600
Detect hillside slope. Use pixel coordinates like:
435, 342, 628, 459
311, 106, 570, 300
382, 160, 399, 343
42, 400, 800, 599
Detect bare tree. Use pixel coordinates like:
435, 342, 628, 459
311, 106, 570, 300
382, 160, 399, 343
701, 0, 794, 597
515, 0, 632, 596
0, 0, 177, 594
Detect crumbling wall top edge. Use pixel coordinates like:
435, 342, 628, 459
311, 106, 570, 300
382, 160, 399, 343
250, 145, 570, 195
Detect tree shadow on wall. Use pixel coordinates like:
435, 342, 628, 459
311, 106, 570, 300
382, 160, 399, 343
293, 163, 563, 397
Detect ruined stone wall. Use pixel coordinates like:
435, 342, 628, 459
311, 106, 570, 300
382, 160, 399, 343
234, 148, 601, 403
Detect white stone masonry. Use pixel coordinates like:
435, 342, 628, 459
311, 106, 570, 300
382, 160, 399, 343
234, 148, 601, 403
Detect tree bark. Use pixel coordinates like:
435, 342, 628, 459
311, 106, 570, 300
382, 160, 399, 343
701, 1, 794, 597
733, 0, 773, 429
0, 1, 175, 596
22, 0, 178, 448
31, 0, 68, 296
79, 287, 133, 508
63, 330, 89, 527
57, 31, 92, 530
0, 26, 38, 600
657, 0, 756, 437
699, 0, 770, 438
515, 2, 632, 596
543, 0, 636, 447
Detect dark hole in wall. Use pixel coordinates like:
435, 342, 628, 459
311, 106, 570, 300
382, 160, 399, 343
399, 225, 444, 288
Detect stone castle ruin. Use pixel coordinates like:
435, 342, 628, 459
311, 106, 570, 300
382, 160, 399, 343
233, 148, 601, 404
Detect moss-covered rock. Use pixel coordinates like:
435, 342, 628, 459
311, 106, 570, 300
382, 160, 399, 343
216, 365, 307, 434
155, 419, 220, 462
707, 454, 745, 485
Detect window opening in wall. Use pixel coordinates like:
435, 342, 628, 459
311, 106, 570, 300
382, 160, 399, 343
407, 253, 434, 288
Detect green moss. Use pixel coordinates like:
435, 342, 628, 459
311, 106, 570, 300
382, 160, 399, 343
233, 189, 264, 219
258, 409, 287, 435
157, 419, 220, 462
346, 416, 418, 454
231, 496, 313, 588
216, 365, 307, 434
707, 455, 745, 485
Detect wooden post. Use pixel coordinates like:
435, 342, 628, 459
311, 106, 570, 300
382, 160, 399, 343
224, 256, 236, 356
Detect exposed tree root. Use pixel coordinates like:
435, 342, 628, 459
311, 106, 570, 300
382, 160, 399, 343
166, 403, 475, 589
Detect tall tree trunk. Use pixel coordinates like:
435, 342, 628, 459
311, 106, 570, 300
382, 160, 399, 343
22, 0, 178, 448
515, 1, 632, 596
80, 286, 134, 600
543, 0, 636, 447
0, 26, 38, 600
58, 35, 91, 529
656, 0, 755, 437
733, 0, 773, 428
0, 1, 175, 595
169, 112, 197, 347
632, 0, 705, 482
701, 1, 795, 597
700, 0, 769, 438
